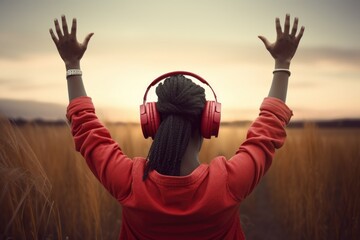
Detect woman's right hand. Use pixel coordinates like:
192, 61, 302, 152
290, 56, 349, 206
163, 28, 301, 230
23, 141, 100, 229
258, 14, 304, 65
49, 15, 94, 67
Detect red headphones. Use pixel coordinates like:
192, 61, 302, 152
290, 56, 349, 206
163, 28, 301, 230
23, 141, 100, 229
140, 71, 221, 139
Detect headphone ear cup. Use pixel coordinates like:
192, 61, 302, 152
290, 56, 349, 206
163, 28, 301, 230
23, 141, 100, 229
201, 101, 221, 138
140, 102, 160, 139
140, 104, 149, 138
148, 102, 161, 139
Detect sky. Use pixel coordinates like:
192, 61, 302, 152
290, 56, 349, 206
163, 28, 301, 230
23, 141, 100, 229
0, 0, 359, 121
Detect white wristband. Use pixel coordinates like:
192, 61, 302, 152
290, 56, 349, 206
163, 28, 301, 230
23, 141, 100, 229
66, 69, 82, 78
273, 68, 291, 76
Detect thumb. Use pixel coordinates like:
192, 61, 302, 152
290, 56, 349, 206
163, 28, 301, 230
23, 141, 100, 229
258, 35, 270, 49
82, 32, 94, 48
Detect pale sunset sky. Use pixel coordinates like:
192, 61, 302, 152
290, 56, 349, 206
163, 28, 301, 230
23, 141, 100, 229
0, 0, 359, 121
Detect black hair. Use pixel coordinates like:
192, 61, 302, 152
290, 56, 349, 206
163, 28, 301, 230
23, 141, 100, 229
143, 75, 206, 180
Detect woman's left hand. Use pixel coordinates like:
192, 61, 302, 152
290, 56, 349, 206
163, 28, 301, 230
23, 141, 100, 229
258, 14, 304, 64
49, 15, 93, 66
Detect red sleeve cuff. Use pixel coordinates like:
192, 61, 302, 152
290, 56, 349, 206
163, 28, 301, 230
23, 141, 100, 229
260, 97, 293, 125
66, 96, 95, 121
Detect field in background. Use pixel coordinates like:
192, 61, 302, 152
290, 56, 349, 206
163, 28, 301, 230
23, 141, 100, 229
0, 118, 359, 239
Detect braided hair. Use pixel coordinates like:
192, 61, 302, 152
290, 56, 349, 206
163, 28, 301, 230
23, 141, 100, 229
143, 75, 206, 180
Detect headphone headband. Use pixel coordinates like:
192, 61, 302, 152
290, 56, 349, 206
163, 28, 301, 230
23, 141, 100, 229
142, 71, 218, 105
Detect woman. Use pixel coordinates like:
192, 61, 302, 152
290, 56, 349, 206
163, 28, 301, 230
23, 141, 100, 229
50, 14, 304, 240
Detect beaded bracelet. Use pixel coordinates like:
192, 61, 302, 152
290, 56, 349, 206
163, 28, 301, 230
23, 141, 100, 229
66, 69, 82, 78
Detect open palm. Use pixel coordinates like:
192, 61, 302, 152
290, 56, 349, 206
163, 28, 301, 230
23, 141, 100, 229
49, 15, 93, 65
258, 14, 305, 63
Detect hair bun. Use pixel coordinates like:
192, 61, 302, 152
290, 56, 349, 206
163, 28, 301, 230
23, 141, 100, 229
155, 75, 206, 118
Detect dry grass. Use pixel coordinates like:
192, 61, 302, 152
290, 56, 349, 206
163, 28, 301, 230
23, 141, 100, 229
0, 118, 359, 239
0, 119, 60, 239
0, 119, 122, 239
267, 124, 360, 239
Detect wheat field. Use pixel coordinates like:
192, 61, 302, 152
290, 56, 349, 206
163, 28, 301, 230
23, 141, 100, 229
0, 118, 359, 239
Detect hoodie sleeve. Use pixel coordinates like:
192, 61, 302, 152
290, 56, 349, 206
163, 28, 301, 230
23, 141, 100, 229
66, 96, 133, 201
225, 97, 293, 201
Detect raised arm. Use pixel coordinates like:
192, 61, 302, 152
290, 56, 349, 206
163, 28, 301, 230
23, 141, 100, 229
49, 16, 133, 201
49, 15, 94, 101
225, 15, 304, 201
258, 14, 305, 102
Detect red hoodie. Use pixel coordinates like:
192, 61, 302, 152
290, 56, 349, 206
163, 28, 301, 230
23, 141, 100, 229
67, 96, 292, 240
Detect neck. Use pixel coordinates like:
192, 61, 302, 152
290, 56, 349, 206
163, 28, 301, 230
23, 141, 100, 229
180, 132, 203, 176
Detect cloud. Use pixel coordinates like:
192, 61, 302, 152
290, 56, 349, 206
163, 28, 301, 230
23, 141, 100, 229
297, 46, 360, 67
103, 39, 360, 68
0, 33, 47, 60
0, 98, 66, 120
289, 81, 317, 89
291, 106, 360, 120
0, 98, 137, 122
0, 78, 13, 84
0, 77, 28, 87
0, 77, 59, 91
8, 83, 60, 91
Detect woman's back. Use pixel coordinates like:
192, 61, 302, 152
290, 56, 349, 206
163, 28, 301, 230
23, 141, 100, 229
67, 96, 291, 240
120, 158, 243, 240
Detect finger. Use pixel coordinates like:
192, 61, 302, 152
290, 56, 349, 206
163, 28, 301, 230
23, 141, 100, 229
284, 14, 290, 34
258, 36, 271, 49
61, 15, 69, 35
54, 18, 63, 38
71, 18, 77, 36
275, 18, 282, 37
49, 29, 58, 45
291, 17, 298, 37
295, 26, 305, 43
82, 33, 94, 49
